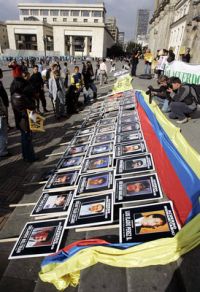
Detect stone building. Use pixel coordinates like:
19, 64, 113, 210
148, 0, 200, 63
105, 17, 119, 43
6, 2, 115, 58
0, 22, 9, 54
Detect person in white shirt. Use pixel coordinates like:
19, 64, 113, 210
99, 59, 108, 86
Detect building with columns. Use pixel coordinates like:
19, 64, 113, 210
6, 2, 115, 57
148, 0, 200, 63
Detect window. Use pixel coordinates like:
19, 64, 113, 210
40, 10, 49, 16
63, 18, 67, 22
60, 10, 69, 16
92, 11, 101, 17
71, 10, 80, 16
43, 18, 47, 22
50, 10, 59, 16
53, 18, 57, 22
20, 9, 29, 15
81, 10, 90, 17
94, 19, 98, 23
30, 9, 39, 16
73, 18, 78, 22
84, 19, 88, 23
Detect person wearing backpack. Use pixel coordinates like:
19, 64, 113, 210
167, 77, 197, 124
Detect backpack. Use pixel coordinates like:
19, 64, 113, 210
185, 84, 200, 105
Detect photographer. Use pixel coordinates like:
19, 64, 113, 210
167, 77, 197, 124
146, 75, 171, 113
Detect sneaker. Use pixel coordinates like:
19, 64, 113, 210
176, 118, 188, 124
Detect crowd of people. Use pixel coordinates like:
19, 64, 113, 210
0, 57, 112, 161
0, 49, 198, 161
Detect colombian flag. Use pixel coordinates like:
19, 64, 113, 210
39, 83, 200, 290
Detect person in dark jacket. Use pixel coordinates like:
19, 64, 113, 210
83, 61, 97, 104
167, 77, 197, 123
10, 77, 37, 162
146, 75, 171, 112
181, 48, 191, 63
29, 65, 48, 113
131, 51, 140, 77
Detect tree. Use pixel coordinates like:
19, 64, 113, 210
107, 44, 125, 57
126, 42, 142, 55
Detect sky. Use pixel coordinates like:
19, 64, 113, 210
0, 0, 154, 41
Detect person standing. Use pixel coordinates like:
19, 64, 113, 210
48, 70, 67, 119
29, 65, 48, 113
10, 77, 36, 162
181, 48, 191, 63
63, 62, 70, 88
83, 61, 97, 104
0, 70, 9, 157
99, 59, 108, 86
131, 51, 140, 77
8, 60, 23, 78
144, 49, 153, 75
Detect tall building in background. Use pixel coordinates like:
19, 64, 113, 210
0, 22, 9, 53
118, 32, 125, 45
105, 16, 119, 43
136, 9, 150, 39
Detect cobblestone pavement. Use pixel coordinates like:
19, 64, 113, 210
0, 61, 199, 292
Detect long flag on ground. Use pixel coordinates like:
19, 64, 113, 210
39, 77, 200, 290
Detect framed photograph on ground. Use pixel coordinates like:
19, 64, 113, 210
116, 154, 154, 176
9, 219, 66, 259
65, 193, 113, 229
30, 191, 74, 217
43, 171, 79, 192
92, 132, 115, 145
119, 201, 180, 243
96, 124, 116, 134
76, 171, 114, 196
81, 155, 113, 173
77, 127, 95, 136
71, 134, 92, 146
116, 131, 143, 144
120, 104, 135, 110
120, 111, 138, 118
56, 155, 85, 172
115, 141, 147, 158
87, 142, 114, 157
103, 112, 119, 118
115, 173, 162, 204
64, 144, 88, 157
118, 115, 139, 125
98, 117, 117, 126
117, 122, 140, 133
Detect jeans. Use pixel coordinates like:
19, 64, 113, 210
100, 71, 108, 86
131, 63, 138, 76
0, 117, 8, 156
20, 130, 35, 161
154, 97, 170, 113
144, 63, 151, 75
169, 102, 194, 120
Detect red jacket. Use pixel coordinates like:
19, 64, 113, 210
8, 64, 23, 78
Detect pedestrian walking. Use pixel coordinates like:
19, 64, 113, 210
99, 59, 108, 86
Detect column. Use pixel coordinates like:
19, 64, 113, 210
83, 36, 89, 56
70, 35, 74, 56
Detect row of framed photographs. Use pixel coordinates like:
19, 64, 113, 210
9, 89, 180, 259
9, 199, 180, 259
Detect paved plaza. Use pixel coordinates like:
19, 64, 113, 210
0, 61, 199, 292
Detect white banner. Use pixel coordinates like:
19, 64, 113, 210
164, 61, 200, 84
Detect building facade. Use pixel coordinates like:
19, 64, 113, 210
105, 17, 119, 43
0, 22, 9, 54
6, 3, 115, 57
148, 0, 200, 63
